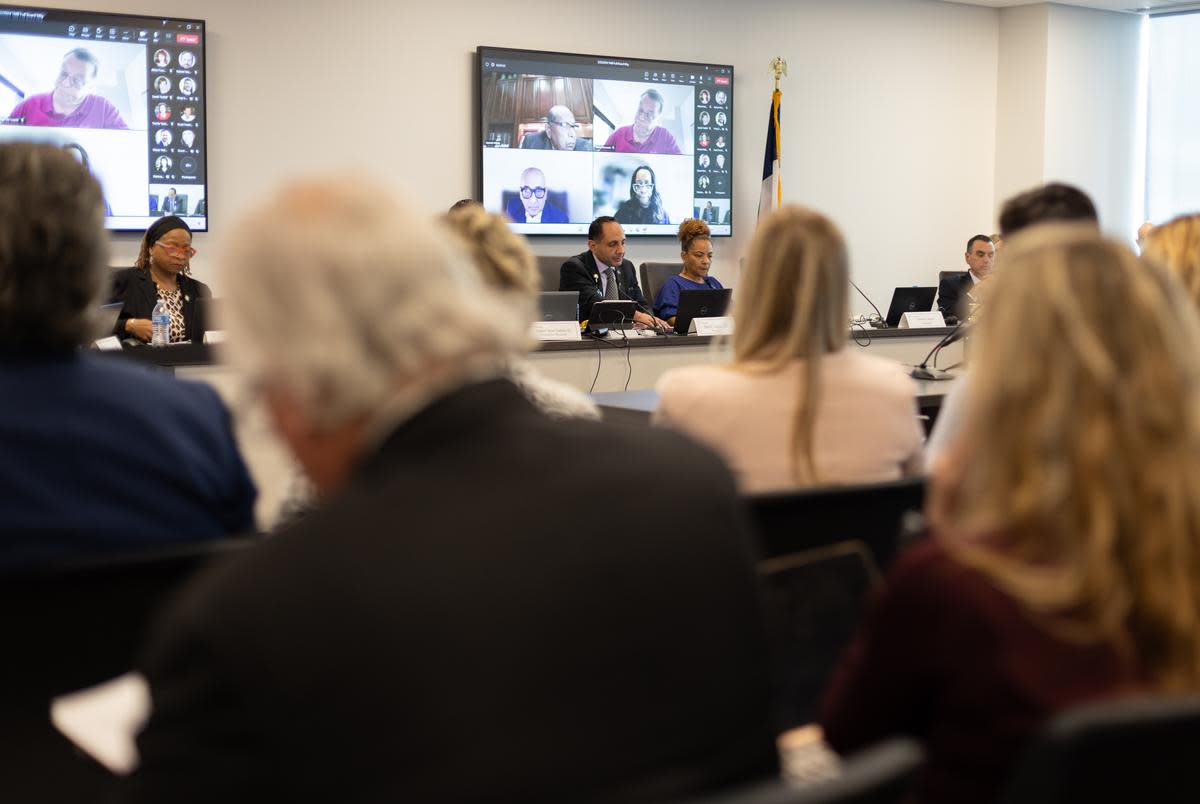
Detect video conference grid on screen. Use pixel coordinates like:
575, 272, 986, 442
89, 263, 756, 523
479, 46, 733, 237
0, 5, 207, 231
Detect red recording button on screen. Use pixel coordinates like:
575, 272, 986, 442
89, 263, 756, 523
177, 33, 200, 44
714, 76, 730, 85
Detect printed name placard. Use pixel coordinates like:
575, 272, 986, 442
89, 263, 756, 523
530, 321, 582, 341
93, 336, 123, 352
690, 316, 734, 336
203, 330, 227, 345
898, 311, 946, 329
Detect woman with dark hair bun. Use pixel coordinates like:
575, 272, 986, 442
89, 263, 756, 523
653, 218, 723, 326
614, 165, 670, 226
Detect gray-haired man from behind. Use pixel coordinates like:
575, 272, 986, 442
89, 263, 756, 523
120, 175, 777, 803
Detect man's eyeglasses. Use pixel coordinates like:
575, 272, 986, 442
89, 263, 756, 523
631, 181, 654, 190
155, 241, 197, 258
56, 71, 89, 90
548, 121, 580, 130
520, 186, 547, 199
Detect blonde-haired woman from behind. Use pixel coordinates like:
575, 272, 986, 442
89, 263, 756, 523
443, 204, 599, 421
652, 205, 923, 493
821, 225, 1200, 804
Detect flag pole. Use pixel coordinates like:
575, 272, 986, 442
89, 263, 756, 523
769, 57, 787, 207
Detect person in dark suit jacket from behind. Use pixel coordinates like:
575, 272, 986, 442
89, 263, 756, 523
0, 142, 255, 567
559, 215, 670, 328
117, 177, 778, 804
937, 234, 994, 322
111, 215, 211, 343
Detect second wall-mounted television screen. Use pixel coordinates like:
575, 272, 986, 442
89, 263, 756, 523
479, 46, 733, 237
0, 4, 208, 231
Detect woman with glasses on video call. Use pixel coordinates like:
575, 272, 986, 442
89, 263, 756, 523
614, 165, 670, 226
111, 215, 211, 343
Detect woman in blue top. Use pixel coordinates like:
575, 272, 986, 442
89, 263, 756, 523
654, 217, 723, 326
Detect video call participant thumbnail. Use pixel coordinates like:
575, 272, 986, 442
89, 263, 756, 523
614, 165, 670, 226
504, 167, 568, 224
603, 89, 681, 155
559, 216, 668, 329
4, 48, 127, 130
521, 105, 592, 151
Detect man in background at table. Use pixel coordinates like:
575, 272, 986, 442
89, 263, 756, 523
560, 215, 669, 329
938, 234, 994, 323
119, 177, 776, 803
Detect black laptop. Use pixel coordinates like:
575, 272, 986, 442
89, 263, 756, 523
537, 291, 578, 322
884, 287, 937, 328
674, 288, 732, 335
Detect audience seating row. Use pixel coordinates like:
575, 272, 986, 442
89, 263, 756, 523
5, 478, 1199, 802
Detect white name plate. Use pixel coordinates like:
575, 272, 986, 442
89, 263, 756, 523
93, 336, 123, 351
203, 330, 227, 345
530, 320, 582, 341
898, 311, 946, 329
689, 316, 734, 336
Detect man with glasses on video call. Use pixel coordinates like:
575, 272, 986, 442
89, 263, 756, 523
521, 104, 592, 151
603, 89, 681, 155
4, 48, 127, 129
504, 167, 569, 224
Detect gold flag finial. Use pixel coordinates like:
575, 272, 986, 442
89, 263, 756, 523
769, 57, 788, 91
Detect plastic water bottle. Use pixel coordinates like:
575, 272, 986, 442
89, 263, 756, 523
151, 298, 169, 346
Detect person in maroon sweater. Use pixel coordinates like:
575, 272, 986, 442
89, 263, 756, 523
819, 224, 1200, 804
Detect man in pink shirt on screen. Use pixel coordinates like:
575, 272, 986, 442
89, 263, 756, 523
5, 48, 128, 130
603, 89, 681, 155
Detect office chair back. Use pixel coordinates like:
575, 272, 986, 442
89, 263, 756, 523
537, 255, 571, 292
679, 737, 924, 804
0, 537, 253, 701
640, 261, 684, 308
745, 476, 926, 570
759, 541, 881, 728
1000, 695, 1200, 804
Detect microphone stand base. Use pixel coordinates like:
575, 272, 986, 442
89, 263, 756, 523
910, 366, 956, 381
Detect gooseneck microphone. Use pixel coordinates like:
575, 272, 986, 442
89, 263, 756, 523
910, 324, 969, 381
850, 280, 887, 327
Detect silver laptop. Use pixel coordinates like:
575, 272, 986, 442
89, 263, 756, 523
537, 291, 578, 322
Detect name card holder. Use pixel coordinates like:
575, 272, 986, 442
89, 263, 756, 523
898, 311, 946, 329
689, 316, 734, 336
530, 320, 582, 342
93, 336, 123, 352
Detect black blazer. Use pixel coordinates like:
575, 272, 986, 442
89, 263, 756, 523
559, 250, 648, 322
110, 267, 212, 342
936, 271, 974, 321
122, 380, 777, 803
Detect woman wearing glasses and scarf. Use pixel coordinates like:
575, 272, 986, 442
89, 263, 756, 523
111, 215, 211, 343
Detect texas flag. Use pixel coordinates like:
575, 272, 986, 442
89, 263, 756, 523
757, 89, 782, 223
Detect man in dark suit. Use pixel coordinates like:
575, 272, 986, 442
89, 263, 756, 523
559, 216, 669, 327
938, 234, 994, 321
118, 179, 776, 803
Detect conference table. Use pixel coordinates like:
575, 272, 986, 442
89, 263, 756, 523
102, 327, 960, 529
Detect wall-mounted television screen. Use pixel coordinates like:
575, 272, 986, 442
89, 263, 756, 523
0, 4, 207, 231
479, 46, 732, 237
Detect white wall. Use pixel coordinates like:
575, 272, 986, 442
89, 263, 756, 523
1042, 3, 1142, 238
994, 4, 1049, 212
992, 2, 1142, 239
39, 0, 1002, 317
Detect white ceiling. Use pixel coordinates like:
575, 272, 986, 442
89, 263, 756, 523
945, 0, 1200, 12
